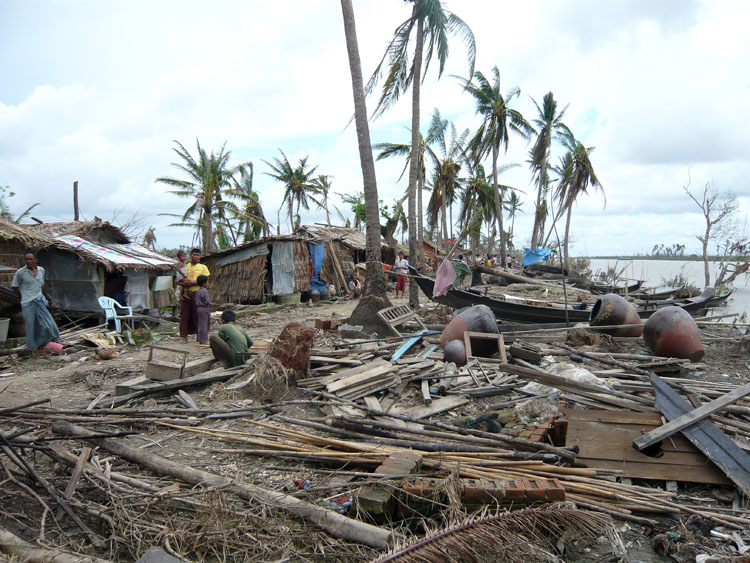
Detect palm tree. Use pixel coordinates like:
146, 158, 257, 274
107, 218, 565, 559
553, 132, 604, 271
339, 191, 367, 230
464, 67, 530, 261
156, 140, 243, 253
505, 189, 523, 250
340, 0, 387, 301
457, 162, 493, 259
367, 0, 475, 307
314, 175, 334, 226
529, 92, 569, 251
374, 127, 433, 268
263, 150, 320, 233
425, 109, 469, 248
228, 163, 269, 242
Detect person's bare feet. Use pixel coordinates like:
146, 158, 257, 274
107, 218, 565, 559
197, 343, 209, 347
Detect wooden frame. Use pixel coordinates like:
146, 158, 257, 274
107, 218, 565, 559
463, 331, 507, 363
146, 345, 189, 381
377, 304, 427, 337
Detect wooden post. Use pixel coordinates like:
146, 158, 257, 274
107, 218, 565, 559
73, 181, 79, 221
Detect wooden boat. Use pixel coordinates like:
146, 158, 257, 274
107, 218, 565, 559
589, 280, 644, 295
413, 273, 723, 324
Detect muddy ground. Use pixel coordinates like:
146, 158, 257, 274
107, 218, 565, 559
1, 292, 749, 562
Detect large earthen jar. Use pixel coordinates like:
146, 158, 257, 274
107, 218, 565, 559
643, 306, 705, 362
440, 305, 498, 357
589, 293, 643, 337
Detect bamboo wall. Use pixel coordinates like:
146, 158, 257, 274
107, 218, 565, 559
208, 254, 267, 304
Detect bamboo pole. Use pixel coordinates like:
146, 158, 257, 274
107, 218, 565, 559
51, 422, 393, 550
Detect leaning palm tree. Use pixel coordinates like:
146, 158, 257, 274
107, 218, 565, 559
340, 0, 389, 337
464, 67, 531, 260
529, 91, 569, 251
367, 0, 475, 307
156, 139, 243, 253
553, 132, 604, 271
263, 150, 320, 232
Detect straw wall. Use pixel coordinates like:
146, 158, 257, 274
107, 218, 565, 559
292, 240, 311, 293
208, 254, 267, 304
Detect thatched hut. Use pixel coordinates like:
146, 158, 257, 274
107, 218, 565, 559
202, 236, 312, 305
18, 219, 176, 313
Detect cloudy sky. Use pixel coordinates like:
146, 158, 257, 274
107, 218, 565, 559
2, 0, 749, 256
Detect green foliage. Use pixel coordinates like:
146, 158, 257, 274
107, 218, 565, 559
263, 150, 320, 232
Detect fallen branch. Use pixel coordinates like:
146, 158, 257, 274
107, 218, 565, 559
0, 525, 111, 563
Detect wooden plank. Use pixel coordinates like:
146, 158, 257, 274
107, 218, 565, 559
649, 374, 750, 496
363, 396, 382, 412
110, 367, 243, 407
563, 407, 732, 486
420, 379, 432, 405
633, 381, 750, 451
310, 356, 362, 367
326, 364, 393, 393
397, 395, 469, 419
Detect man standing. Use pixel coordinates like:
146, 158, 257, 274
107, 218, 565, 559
12, 250, 60, 356
394, 251, 409, 299
209, 310, 253, 367
177, 248, 210, 343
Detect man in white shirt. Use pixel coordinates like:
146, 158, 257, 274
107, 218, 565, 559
394, 251, 409, 298
12, 250, 60, 356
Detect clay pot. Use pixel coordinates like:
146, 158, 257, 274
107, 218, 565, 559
589, 293, 643, 337
643, 306, 705, 362
440, 305, 497, 345
443, 339, 467, 365
96, 347, 117, 360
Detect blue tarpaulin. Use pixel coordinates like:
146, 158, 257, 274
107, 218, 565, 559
307, 242, 327, 293
523, 247, 552, 267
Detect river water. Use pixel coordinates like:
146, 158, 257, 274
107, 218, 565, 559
586, 258, 750, 320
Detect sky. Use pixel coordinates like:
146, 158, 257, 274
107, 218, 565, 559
2, 0, 749, 257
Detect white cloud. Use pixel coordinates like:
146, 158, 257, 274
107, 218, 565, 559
1, 0, 748, 257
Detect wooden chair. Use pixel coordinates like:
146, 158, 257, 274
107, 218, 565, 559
377, 303, 427, 337
98, 296, 135, 333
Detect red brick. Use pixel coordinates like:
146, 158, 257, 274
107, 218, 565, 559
544, 478, 565, 501
524, 479, 546, 503
504, 479, 525, 502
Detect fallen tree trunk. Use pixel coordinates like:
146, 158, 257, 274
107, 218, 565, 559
476, 265, 589, 294
0, 526, 111, 563
51, 422, 392, 550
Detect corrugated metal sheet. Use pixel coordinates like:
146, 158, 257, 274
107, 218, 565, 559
271, 241, 296, 295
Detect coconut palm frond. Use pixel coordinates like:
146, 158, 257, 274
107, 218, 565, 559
374, 505, 618, 563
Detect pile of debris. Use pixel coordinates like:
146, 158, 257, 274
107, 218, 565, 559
1, 301, 749, 562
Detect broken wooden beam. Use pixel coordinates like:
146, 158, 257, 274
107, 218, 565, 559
633, 381, 750, 451
648, 374, 750, 496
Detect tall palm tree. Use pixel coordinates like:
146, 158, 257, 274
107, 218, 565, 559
263, 150, 320, 233
425, 108, 469, 248
340, 0, 387, 300
505, 189, 523, 250
529, 92, 569, 251
228, 162, 269, 242
464, 67, 530, 260
367, 0, 475, 307
314, 175, 334, 226
339, 191, 367, 230
156, 139, 243, 253
374, 126, 434, 269
553, 132, 604, 271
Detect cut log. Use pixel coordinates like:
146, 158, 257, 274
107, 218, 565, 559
0, 525, 111, 563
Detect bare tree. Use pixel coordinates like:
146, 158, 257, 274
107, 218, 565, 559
684, 178, 739, 288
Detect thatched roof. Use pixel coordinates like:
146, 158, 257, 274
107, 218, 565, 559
24, 219, 129, 243
202, 234, 302, 260
0, 217, 48, 247
297, 224, 368, 250
20, 219, 174, 272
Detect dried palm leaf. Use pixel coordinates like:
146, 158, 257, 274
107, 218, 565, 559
374, 503, 618, 563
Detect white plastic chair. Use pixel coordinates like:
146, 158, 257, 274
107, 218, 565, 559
98, 296, 135, 333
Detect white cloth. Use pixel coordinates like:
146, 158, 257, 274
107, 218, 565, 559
394, 258, 408, 275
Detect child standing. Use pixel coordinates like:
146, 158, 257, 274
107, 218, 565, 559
193, 275, 211, 346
